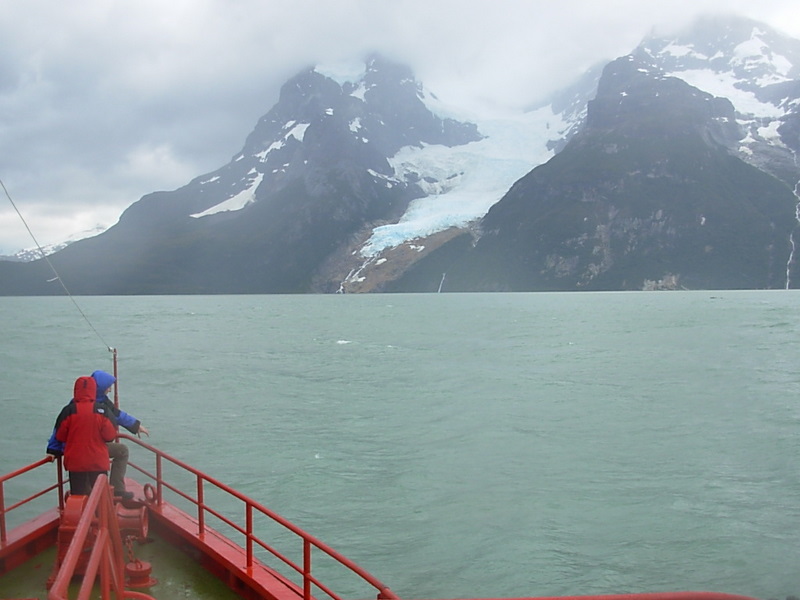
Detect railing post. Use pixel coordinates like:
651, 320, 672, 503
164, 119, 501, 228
56, 457, 65, 510
156, 454, 163, 506
303, 538, 312, 600
0, 480, 6, 545
246, 503, 253, 569
112, 347, 119, 412
197, 475, 205, 536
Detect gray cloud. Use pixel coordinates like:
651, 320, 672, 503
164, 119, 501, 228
0, 0, 798, 254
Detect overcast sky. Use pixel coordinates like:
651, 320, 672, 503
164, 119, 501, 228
1, 0, 798, 255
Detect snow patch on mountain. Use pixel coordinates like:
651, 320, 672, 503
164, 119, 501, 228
731, 30, 793, 82
674, 68, 786, 118
191, 172, 264, 218
3, 224, 107, 262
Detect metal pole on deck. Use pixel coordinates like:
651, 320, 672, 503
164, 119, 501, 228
111, 347, 119, 410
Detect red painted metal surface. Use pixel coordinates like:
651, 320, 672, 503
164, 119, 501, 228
0, 457, 62, 545
0, 457, 62, 576
52, 494, 93, 582
0, 506, 60, 575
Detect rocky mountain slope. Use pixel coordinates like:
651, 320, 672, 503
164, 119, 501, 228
390, 52, 796, 291
1, 15, 798, 294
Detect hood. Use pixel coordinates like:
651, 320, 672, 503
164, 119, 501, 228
73, 376, 97, 403
92, 370, 116, 398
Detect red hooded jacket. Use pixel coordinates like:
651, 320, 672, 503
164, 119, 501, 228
55, 376, 116, 473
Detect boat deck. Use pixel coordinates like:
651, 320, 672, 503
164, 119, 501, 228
128, 478, 306, 600
0, 524, 245, 600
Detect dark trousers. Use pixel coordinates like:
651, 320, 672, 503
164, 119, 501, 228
107, 442, 129, 493
68, 471, 107, 495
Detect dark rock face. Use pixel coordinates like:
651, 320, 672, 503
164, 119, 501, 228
0, 56, 482, 294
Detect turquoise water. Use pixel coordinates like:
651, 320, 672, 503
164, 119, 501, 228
1, 291, 798, 599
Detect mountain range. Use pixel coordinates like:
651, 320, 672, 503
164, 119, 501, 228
1, 14, 798, 294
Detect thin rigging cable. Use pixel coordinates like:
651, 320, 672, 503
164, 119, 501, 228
1, 178, 114, 352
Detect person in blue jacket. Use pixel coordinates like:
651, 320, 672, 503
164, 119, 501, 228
47, 370, 150, 500
91, 370, 149, 500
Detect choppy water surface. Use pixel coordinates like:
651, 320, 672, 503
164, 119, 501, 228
1, 291, 798, 599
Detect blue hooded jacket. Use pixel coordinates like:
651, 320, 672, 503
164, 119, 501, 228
91, 370, 141, 434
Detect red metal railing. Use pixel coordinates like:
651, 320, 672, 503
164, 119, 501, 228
0, 456, 64, 545
118, 433, 400, 600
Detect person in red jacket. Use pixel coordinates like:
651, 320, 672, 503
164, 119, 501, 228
53, 376, 117, 495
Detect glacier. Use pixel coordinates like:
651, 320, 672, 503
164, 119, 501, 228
360, 104, 570, 257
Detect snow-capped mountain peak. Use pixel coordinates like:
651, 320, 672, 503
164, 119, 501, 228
631, 15, 800, 179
